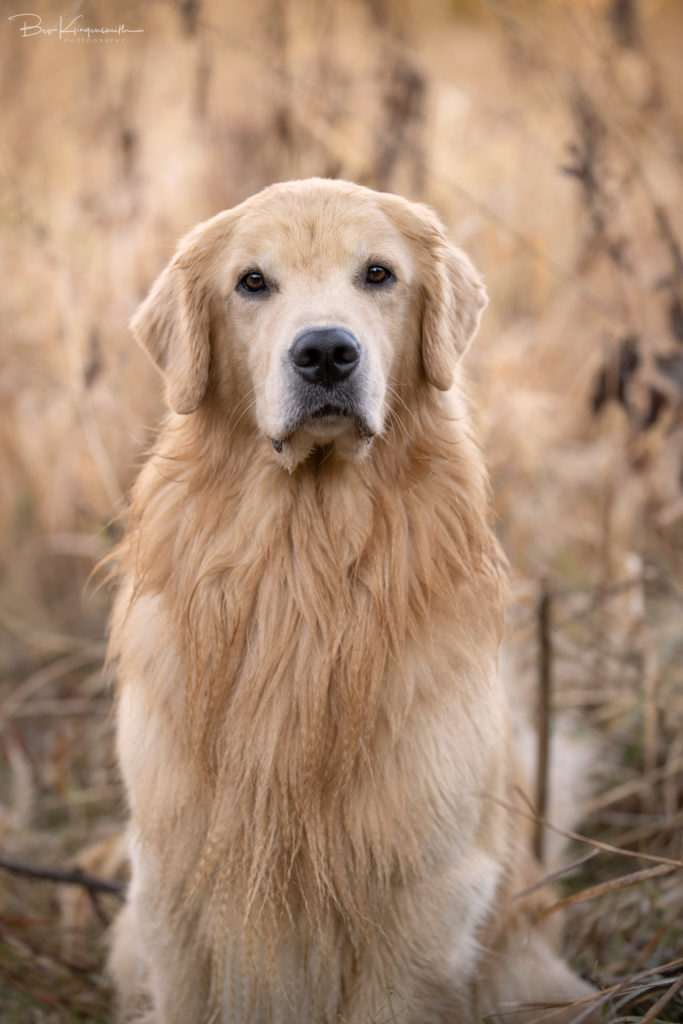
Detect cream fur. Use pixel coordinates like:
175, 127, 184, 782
109, 179, 596, 1023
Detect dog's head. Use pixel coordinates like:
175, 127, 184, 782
131, 178, 486, 467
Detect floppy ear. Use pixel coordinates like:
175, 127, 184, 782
130, 246, 212, 415
420, 227, 488, 391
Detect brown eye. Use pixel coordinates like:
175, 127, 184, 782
365, 265, 392, 286
239, 271, 268, 294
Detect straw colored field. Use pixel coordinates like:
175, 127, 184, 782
1, 1, 682, 1020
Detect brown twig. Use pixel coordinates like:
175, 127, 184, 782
534, 582, 552, 863
0, 856, 125, 898
638, 973, 683, 1024
520, 956, 683, 1024
491, 791, 683, 868
536, 862, 677, 920
513, 849, 599, 902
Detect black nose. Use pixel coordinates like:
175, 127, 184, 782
289, 327, 361, 385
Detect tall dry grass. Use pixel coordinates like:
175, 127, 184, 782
0, 0, 681, 1020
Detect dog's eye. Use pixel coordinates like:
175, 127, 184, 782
365, 265, 392, 286
239, 271, 268, 294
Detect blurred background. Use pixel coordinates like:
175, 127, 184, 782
1, 0, 682, 1019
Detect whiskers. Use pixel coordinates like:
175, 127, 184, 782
383, 384, 416, 447
226, 384, 260, 435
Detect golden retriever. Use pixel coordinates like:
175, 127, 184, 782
108, 178, 596, 1023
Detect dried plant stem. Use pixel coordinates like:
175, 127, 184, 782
638, 972, 683, 1024
514, 850, 599, 901
534, 582, 552, 864
581, 753, 683, 815
0, 856, 124, 897
521, 956, 683, 1024
492, 792, 683, 869
537, 862, 677, 920
642, 642, 659, 815
0, 648, 103, 728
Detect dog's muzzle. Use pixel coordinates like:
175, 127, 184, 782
271, 327, 376, 456
285, 326, 368, 428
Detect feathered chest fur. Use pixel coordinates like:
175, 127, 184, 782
112, 402, 505, 931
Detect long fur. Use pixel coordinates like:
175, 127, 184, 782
108, 179, 596, 1024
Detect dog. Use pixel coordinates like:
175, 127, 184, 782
108, 178, 597, 1023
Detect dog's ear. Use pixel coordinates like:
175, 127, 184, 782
130, 238, 213, 415
420, 225, 487, 391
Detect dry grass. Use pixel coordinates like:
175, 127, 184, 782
1, 0, 682, 1020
